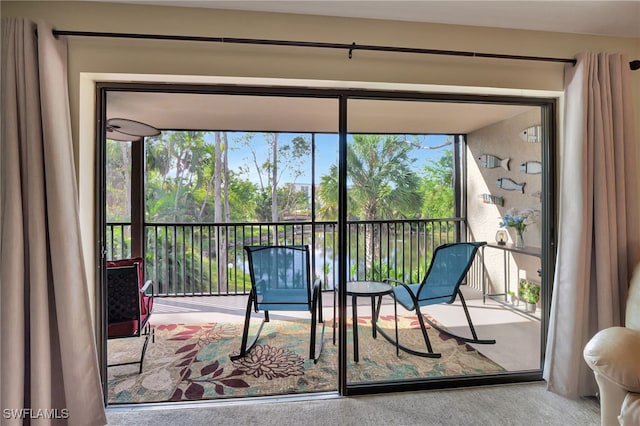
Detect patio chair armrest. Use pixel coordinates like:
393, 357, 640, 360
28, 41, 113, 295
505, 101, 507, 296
313, 278, 322, 291
383, 278, 406, 287
384, 278, 418, 294
312, 278, 322, 306
384, 278, 419, 307
250, 279, 267, 312
140, 279, 153, 294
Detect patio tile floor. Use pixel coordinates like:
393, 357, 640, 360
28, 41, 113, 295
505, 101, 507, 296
150, 285, 541, 372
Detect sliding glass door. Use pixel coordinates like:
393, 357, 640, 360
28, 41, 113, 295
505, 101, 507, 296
99, 83, 556, 403
342, 96, 552, 393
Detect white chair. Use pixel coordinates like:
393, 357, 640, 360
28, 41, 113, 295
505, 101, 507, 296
583, 263, 640, 425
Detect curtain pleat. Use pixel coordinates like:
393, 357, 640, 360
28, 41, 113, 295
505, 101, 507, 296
544, 52, 640, 398
1, 18, 106, 425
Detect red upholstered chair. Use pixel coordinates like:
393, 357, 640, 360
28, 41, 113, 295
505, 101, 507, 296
106, 257, 154, 373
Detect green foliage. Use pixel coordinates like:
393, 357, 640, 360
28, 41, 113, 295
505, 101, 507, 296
235, 132, 312, 221
518, 279, 540, 304
145, 131, 212, 222
421, 147, 454, 218
145, 229, 213, 294
347, 135, 423, 220
352, 259, 429, 284
105, 140, 131, 222
317, 135, 425, 221
254, 188, 274, 222
279, 183, 311, 218
106, 224, 131, 259
110, 131, 454, 225
226, 172, 259, 222
317, 171, 338, 221
106, 130, 457, 296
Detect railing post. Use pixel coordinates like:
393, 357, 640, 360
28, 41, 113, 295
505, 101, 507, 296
110, 218, 464, 297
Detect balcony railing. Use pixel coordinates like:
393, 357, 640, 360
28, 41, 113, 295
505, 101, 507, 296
106, 218, 467, 297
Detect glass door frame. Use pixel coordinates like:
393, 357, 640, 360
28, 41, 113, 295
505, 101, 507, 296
95, 82, 557, 402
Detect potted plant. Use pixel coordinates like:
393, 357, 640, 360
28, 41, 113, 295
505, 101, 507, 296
522, 281, 540, 313
518, 279, 528, 302
507, 290, 518, 306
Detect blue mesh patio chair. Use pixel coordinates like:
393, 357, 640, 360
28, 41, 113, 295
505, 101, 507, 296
380, 242, 495, 358
230, 245, 325, 363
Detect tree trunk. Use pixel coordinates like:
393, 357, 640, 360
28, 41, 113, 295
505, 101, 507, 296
271, 133, 278, 222
120, 143, 131, 219
364, 224, 378, 277
221, 133, 229, 291
223, 132, 230, 223
214, 132, 227, 293
214, 132, 223, 222
364, 203, 380, 277
197, 173, 215, 221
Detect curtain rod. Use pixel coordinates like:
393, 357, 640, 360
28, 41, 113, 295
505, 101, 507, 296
52, 29, 640, 70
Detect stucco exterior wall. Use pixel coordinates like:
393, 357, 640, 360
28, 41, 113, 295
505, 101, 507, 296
467, 109, 543, 296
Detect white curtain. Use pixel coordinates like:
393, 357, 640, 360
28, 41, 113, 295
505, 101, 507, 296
1, 18, 107, 425
544, 52, 640, 398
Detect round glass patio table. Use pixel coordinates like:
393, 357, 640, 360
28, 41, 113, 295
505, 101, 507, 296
344, 280, 398, 363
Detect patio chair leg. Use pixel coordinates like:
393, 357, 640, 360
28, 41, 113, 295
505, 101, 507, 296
313, 321, 326, 363
138, 332, 152, 374
145, 323, 155, 343
311, 282, 326, 363
318, 286, 324, 324
421, 290, 496, 345
230, 292, 266, 361
310, 296, 317, 360
375, 295, 441, 358
394, 295, 399, 357
415, 306, 436, 354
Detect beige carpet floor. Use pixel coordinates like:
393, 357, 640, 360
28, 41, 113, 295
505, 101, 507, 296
106, 382, 601, 426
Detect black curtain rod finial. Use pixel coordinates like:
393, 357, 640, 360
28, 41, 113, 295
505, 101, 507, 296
631, 60, 640, 71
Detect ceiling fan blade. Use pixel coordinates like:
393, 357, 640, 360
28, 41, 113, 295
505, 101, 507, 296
107, 118, 160, 137
106, 129, 142, 142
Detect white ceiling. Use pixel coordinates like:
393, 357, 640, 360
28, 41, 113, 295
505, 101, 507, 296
107, 92, 537, 134
106, 1, 640, 38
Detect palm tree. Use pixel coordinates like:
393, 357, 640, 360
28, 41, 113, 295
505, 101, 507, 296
318, 134, 423, 273
346, 135, 422, 219
317, 172, 338, 220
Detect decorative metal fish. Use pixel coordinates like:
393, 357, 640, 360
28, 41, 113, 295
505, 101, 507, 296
520, 125, 542, 143
520, 161, 542, 174
480, 193, 504, 206
478, 154, 510, 170
496, 178, 525, 193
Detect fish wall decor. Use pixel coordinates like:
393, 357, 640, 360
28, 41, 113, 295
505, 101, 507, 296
496, 178, 525, 193
520, 124, 542, 143
520, 161, 542, 174
480, 193, 505, 206
478, 154, 510, 170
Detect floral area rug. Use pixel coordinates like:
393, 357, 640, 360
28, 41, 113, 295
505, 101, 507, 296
107, 315, 504, 404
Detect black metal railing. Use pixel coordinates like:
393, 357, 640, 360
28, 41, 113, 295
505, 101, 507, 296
106, 218, 466, 296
